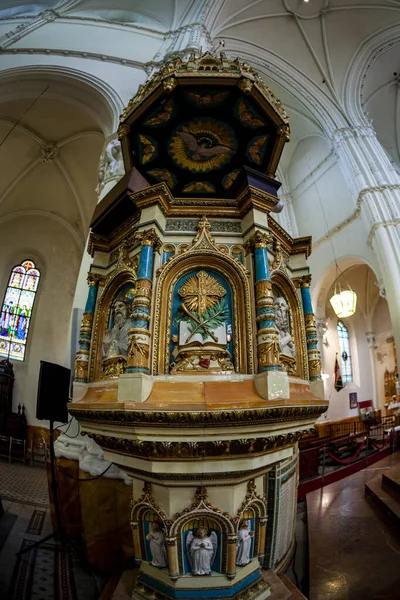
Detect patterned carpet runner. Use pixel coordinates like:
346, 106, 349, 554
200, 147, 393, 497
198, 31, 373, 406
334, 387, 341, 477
9, 538, 77, 600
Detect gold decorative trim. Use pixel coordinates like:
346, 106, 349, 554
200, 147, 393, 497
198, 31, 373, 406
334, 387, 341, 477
81, 431, 305, 460
89, 262, 138, 382
69, 405, 325, 428
271, 272, 308, 380
152, 217, 254, 375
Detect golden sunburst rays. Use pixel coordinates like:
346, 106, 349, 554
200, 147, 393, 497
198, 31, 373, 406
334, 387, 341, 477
178, 271, 226, 317
168, 118, 237, 173
182, 181, 216, 194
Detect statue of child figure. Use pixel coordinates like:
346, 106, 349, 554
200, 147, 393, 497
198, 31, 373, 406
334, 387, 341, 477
236, 519, 254, 566
146, 522, 168, 568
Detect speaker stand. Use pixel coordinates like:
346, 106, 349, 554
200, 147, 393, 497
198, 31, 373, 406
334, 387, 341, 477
17, 420, 68, 555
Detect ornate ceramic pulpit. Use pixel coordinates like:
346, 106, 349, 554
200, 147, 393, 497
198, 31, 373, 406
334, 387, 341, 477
70, 51, 328, 600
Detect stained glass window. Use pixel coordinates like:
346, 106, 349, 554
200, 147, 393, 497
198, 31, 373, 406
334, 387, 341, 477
337, 320, 353, 383
0, 260, 40, 361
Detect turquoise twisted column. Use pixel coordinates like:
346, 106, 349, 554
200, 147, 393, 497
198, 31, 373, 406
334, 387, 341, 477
127, 230, 161, 374
74, 274, 100, 382
247, 231, 280, 372
297, 275, 322, 381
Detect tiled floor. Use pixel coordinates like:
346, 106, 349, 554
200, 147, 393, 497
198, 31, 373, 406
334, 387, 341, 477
307, 452, 400, 600
0, 459, 103, 599
0, 460, 49, 506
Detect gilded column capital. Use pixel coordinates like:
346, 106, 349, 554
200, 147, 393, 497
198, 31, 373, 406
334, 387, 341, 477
87, 273, 102, 287
293, 274, 312, 288
135, 228, 162, 253
117, 123, 130, 140
245, 230, 272, 252
238, 77, 253, 95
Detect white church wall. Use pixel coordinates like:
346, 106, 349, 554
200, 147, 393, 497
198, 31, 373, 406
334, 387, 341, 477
289, 136, 355, 242
319, 312, 373, 422
0, 215, 82, 426
373, 297, 396, 412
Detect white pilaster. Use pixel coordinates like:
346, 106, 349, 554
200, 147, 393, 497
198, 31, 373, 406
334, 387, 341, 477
366, 331, 378, 410
333, 126, 400, 356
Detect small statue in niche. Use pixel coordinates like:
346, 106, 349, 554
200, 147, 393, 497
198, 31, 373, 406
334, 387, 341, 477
146, 522, 168, 568
102, 297, 133, 360
274, 296, 295, 358
186, 527, 218, 575
236, 519, 254, 566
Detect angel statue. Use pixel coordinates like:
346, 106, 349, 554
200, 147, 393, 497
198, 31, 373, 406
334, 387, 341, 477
146, 522, 168, 568
186, 526, 218, 575
236, 519, 254, 566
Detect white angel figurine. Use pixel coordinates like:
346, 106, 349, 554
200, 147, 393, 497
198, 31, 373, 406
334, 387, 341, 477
236, 519, 254, 566
186, 526, 217, 575
146, 522, 168, 568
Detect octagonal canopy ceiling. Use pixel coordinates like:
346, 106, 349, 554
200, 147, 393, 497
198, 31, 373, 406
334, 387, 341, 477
121, 52, 290, 198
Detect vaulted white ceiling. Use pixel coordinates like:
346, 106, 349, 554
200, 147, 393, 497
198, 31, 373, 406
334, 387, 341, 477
0, 0, 400, 230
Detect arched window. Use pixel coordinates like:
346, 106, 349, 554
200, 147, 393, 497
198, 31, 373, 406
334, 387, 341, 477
337, 320, 353, 383
0, 260, 40, 361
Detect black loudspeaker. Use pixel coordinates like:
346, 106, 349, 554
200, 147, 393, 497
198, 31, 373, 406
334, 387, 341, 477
36, 361, 70, 423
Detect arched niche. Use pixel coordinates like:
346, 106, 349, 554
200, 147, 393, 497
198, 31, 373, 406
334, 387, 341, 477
271, 271, 307, 380
90, 267, 137, 381
172, 511, 235, 576
152, 250, 254, 375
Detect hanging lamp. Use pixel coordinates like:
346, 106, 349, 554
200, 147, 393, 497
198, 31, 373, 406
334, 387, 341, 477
329, 264, 357, 318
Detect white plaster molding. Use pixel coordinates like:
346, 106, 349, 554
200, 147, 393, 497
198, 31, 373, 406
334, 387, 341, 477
343, 24, 400, 126
150, 1, 214, 68
313, 183, 400, 249
54, 433, 133, 485
41, 143, 58, 163
0, 0, 84, 49
367, 219, 400, 247
53, 157, 88, 234
0, 46, 146, 72
0, 117, 45, 145
0, 209, 85, 248
313, 207, 361, 249
0, 156, 42, 208
57, 130, 103, 148
376, 278, 387, 299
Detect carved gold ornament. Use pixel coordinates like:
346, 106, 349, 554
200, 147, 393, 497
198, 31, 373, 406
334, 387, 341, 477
179, 271, 225, 318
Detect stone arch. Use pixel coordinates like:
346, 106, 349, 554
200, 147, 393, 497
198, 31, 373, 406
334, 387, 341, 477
0, 65, 122, 136
343, 24, 400, 126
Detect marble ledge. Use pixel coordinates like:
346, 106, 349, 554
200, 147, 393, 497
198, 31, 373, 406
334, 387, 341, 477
71, 379, 328, 413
